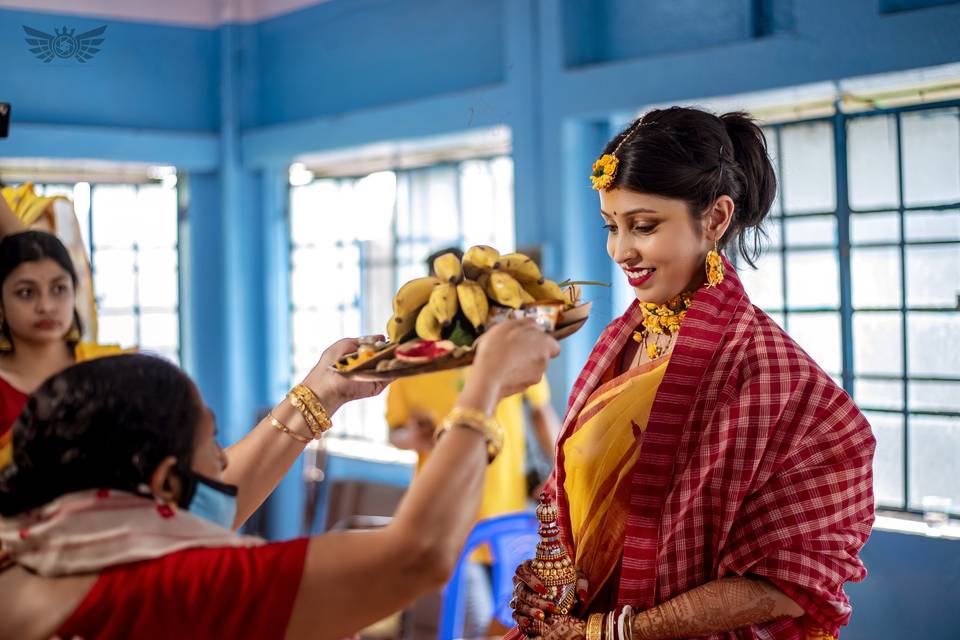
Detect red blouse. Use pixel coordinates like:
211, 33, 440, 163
0, 375, 28, 444
57, 538, 309, 639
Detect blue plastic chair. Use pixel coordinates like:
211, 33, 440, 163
438, 511, 539, 640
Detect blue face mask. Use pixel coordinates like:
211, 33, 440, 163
179, 470, 238, 530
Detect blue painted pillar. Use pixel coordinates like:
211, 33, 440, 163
558, 119, 615, 392
216, 23, 269, 445
187, 26, 298, 539
222, 25, 306, 541
181, 171, 228, 422
504, 0, 545, 255
259, 164, 309, 541
181, 25, 267, 445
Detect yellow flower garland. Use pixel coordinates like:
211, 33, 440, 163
632, 292, 694, 359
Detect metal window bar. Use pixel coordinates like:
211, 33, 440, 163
32, 181, 181, 364
288, 157, 511, 442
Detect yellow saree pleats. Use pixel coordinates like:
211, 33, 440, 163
562, 357, 669, 595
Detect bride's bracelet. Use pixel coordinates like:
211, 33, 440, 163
589, 606, 634, 640
616, 605, 635, 640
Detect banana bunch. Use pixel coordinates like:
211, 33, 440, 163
387, 246, 571, 344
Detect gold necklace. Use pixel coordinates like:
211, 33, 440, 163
631, 292, 694, 360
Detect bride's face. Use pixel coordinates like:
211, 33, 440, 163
599, 189, 714, 305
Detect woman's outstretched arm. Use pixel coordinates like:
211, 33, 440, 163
285, 320, 560, 640
222, 338, 385, 527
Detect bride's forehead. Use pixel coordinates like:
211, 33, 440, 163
599, 191, 686, 217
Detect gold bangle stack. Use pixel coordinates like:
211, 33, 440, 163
435, 407, 504, 463
287, 383, 333, 439
269, 412, 311, 445
586, 613, 605, 640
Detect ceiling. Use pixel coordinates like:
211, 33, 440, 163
0, 0, 330, 27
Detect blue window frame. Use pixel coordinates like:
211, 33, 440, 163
288, 156, 515, 442
32, 181, 181, 364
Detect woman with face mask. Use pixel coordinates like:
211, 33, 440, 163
0, 319, 560, 640
508, 108, 875, 640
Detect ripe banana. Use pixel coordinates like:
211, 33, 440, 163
387, 310, 418, 344
415, 305, 444, 341
462, 245, 501, 280
498, 252, 545, 285
485, 271, 526, 309
522, 279, 566, 303
428, 283, 459, 327
393, 276, 440, 317
433, 252, 463, 284
456, 279, 489, 331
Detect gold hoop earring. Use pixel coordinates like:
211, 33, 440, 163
705, 241, 724, 288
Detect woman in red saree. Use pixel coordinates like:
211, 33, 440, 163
0, 320, 560, 639
509, 107, 875, 640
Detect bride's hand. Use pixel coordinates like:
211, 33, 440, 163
527, 615, 587, 640
511, 560, 590, 634
300, 338, 388, 415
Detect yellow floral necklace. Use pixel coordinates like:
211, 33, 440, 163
631, 291, 694, 360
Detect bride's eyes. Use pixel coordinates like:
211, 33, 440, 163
602, 221, 658, 234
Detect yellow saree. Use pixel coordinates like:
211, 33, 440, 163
562, 356, 669, 596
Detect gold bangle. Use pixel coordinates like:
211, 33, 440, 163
292, 384, 332, 430
269, 412, 311, 445
586, 613, 605, 640
287, 384, 333, 438
287, 392, 323, 438
435, 407, 504, 463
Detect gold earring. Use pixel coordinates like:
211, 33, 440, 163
65, 318, 81, 343
0, 313, 11, 353
705, 241, 724, 288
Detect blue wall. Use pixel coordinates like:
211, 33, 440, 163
0, 8, 219, 130
254, 0, 505, 126
1, 0, 959, 627
847, 529, 960, 638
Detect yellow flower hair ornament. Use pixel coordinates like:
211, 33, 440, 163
590, 154, 619, 190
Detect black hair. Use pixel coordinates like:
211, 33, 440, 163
426, 246, 464, 274
602, 107, 777, 267
0, 354, 203, 517
0, 230, 82, 347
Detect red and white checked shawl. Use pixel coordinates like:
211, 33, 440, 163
513, 260, 875, 639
